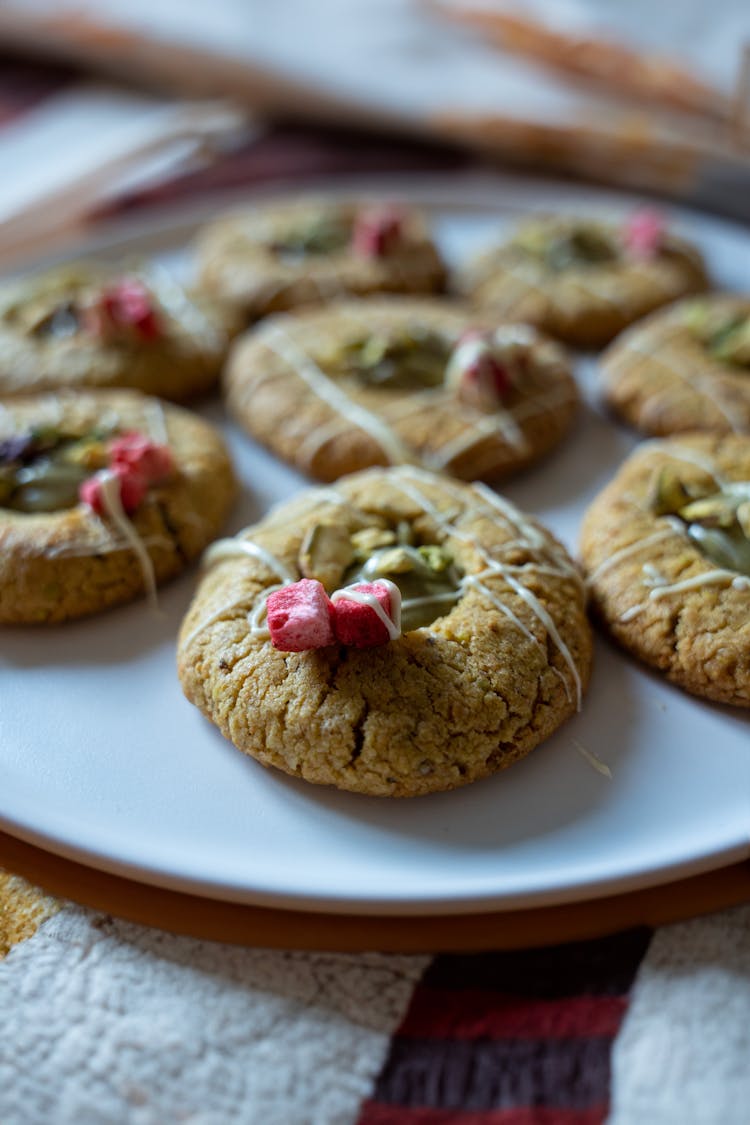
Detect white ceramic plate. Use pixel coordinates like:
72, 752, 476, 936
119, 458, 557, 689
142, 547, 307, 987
2, 174, 749, 916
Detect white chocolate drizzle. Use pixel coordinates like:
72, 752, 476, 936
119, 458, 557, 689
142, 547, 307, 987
258, 320, 415, 466
626, 340, 746, 434
145, 398, 169, 445
587, 526, 682, 585
94, 470, 158, 609
145, 263, 225, 352
649, 569, 750, 599
202, 536, 296, 584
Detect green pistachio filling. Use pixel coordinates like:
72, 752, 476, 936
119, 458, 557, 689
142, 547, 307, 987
0, 427, 110, 513
270, 212, 350, 258
329, 327, 452, 390
682, 302, 750, 368
514, 224, 619, 272
297, 518, 463, 630
651, 466, 750, 575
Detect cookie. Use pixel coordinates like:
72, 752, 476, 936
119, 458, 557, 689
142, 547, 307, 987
601, 294, 750, 436
460, 212, 707, 347
177, 466, 592, 797
0, 264, 228, 401
224, 297, 579, 482
580, 433, 750, 706
0, 390, 236, 623
195, 198, 446, 322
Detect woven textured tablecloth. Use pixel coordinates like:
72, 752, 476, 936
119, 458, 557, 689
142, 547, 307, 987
1, 57, 750, 1125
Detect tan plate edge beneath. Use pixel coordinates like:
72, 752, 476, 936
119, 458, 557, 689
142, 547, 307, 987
2, 830, 749, 953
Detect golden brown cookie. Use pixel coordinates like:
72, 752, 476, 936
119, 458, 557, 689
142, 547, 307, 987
601, 294, 750, 436
0, 390, 236, 624
178, 466, 592, 797
0, 264, 228, 401
224, 297, 579, 482
460, 213, 708, 347
580, 433, 750, 706
195, 197, 446, 322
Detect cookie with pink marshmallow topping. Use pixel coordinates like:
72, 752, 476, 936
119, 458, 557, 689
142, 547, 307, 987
225, 296, 578, 483
0, 263, 229, 401
177, 466, 591, 797
0, 389, 235, 623
460, 212, 707, 347
195, 197, 446, 324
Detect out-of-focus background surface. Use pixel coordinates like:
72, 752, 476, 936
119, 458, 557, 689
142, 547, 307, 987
1, 0, 749, 267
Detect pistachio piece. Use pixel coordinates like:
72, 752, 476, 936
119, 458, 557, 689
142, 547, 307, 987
518, 224, 618, 271
650, 466, 697, 516
687, 523, 750, 575
63, 437, 109, 472
298, 522, 355, 590
736, 501, 750, 539
335, 328, 450, 390
0, 465, 15, 506
396, 520, 414, 545
513, 225, 549, 259
11, 457, 88, 513
681, 300, 710, 335
684, 303, 750, 368
272, 212, 349, 258
366, 546, 419, 575
350, 526, 396, 558
348, 542, 462, 631
670, 485, 750, 576
711, 317, 750, 367
417, 544, 452, 572
679, 495, 737, 529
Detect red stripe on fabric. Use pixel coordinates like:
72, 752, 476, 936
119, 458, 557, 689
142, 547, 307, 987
397, 989, 627, 1039
358, 1101, 607, 1125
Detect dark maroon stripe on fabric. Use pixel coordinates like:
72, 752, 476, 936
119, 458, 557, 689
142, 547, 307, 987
368, 1036, 613, 1112
420, 929, 652, 998
360, 930, 651, 1122
359, 1103, 607, 1124
399, 991, 627, 1040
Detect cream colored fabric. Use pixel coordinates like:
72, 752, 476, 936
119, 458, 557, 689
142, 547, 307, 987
609, 905, 750, 1125
0, 905, 427, 1125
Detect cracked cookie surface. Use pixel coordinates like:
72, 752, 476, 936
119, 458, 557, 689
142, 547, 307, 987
224, 297, 579, 483
0, 264, 228, 401
0, 390, 236, 623
461, 215, 707, 347
580, 433, 750, 706
601, 294, 750, 436
178, 467, 592, 797
195, 197, 446, 323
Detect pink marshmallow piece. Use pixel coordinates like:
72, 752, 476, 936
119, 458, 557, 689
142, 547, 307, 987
109, 431, 174, 484
351, 205, 405, 259
267, 579, 336, 652
333, 581, 395, 648
79, 465, 147, 516
623, 208, 664, 260
447, 334, 511, 409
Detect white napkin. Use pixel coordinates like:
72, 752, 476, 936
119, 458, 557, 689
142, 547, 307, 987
0, 83, 250, 268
